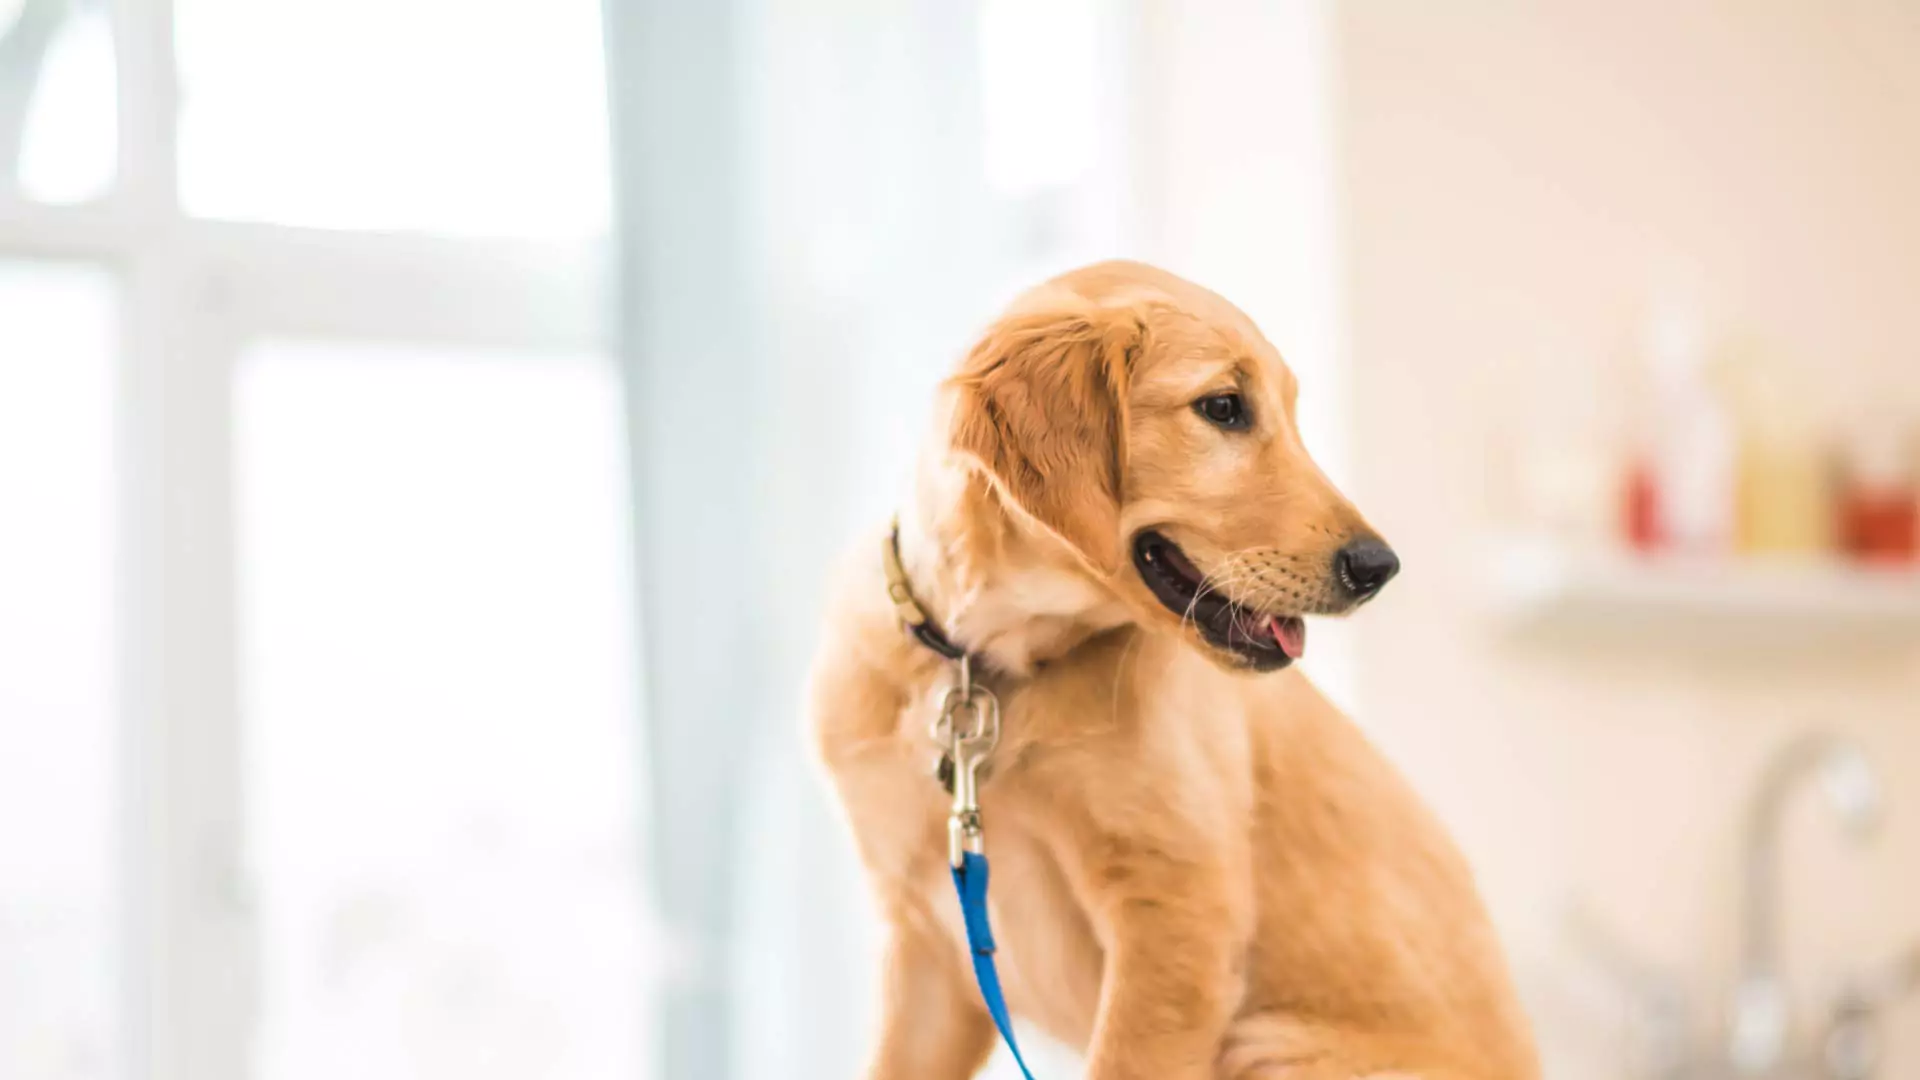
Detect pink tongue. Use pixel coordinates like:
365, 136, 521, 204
1268, 615, 1307, 659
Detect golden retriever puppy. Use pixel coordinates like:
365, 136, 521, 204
809, 261, 1538, 1079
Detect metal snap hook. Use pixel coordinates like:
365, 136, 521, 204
931, 656, 999, 867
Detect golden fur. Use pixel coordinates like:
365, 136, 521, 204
809, 261, 1539, 1079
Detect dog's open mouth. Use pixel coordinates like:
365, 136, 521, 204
1132, 530, 1306, 671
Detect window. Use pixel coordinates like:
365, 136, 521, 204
977, 0, 1099, 197
0, 5, 637, 1080
0, 261, 118, 1080
236, 344, 646, 1080
174, 0, 609, 235
4, 0, 118, 203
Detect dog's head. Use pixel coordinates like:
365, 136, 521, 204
947, 260, 1396, 672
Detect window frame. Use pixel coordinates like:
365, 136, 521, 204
0, 3, 613, 1078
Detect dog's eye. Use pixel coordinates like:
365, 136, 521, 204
1194, 392, 1250, 431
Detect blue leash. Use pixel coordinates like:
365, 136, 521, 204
929, 650, 1037, 1079
952, 851, 1038, 1080
883, 523, 1037, 1078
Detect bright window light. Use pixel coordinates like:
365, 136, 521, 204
175, 0, 611, 236
0, 260, 120, 1080
978, 0, 1100, 195
235, 342, 651, 1080
15, 6, 118, 204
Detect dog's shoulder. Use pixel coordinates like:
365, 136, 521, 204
805, 527, 938, 764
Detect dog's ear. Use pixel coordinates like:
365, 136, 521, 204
948, 303, 1141, 575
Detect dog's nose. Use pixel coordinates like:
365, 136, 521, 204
1335, 538, 1400, 600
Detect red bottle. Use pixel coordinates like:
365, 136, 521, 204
1623, 457, 1664, 553
1836, 427, 1917, 564
1839, 487, 1916, 563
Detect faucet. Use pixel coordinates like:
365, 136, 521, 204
1563, 905, 1696, 1080
1728, 733, 1884, 1076
1820, 945, 1920, 1080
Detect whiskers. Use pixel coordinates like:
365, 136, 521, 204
1179, 550, 1262, 638
1176, 546, 1341, 632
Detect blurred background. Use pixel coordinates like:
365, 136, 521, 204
2, 1, 1917, 1079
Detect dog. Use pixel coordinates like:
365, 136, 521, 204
809, 261, 1538, 1079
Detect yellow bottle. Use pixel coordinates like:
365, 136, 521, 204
1720, 342, 1832, 558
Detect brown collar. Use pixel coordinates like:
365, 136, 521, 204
882, 518, 971, 662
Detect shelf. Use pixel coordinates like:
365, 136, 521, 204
1488, 536, 1920, 648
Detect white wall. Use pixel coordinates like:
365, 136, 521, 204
1334, 4, 1920, 1077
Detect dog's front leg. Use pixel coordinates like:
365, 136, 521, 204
1073, 850, 1244, 1080
1085, 898, 1241, 1079
1027, 746, 1248, 1079
865, 910, 998, 1080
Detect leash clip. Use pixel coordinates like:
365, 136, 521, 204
935, 654, 999, 868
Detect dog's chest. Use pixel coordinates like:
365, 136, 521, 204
894, 679, 1108, 1051
889, 637, 1250, 1053
924, 802, 1106, 1052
